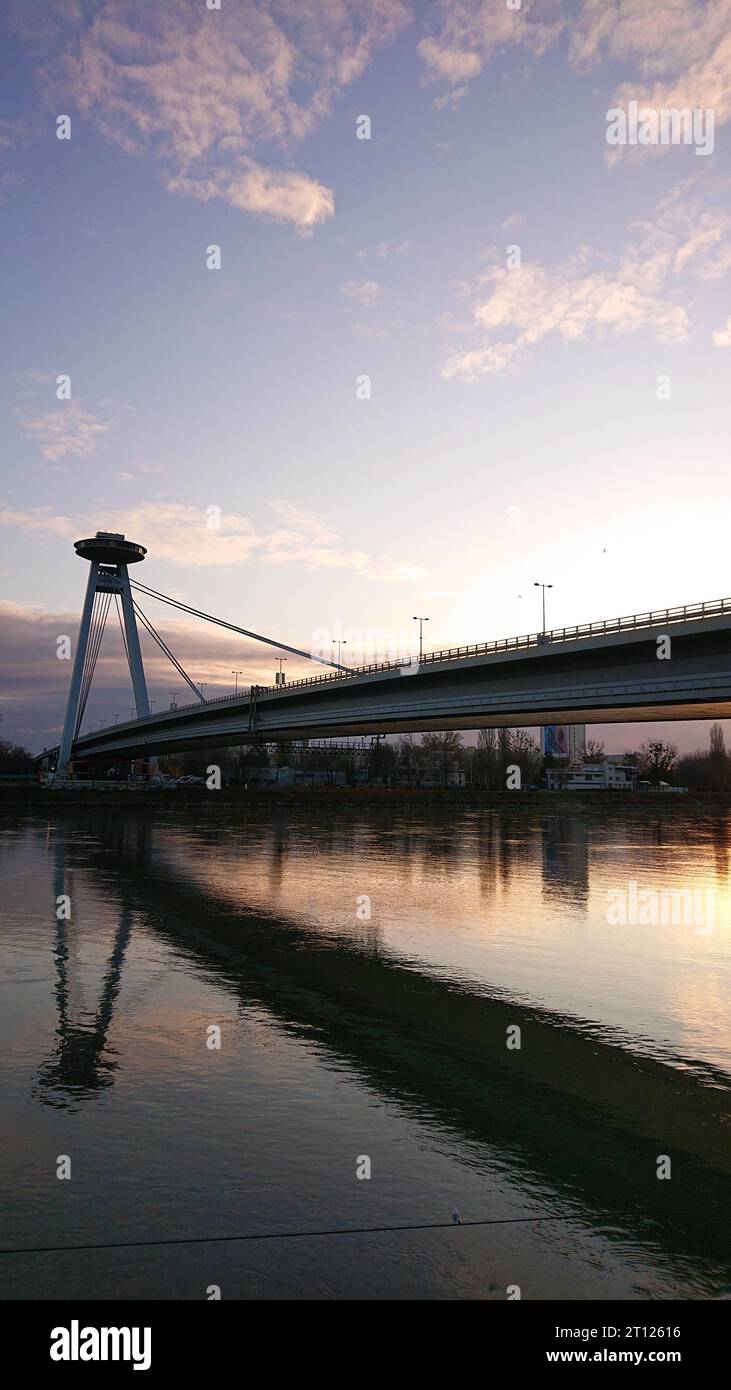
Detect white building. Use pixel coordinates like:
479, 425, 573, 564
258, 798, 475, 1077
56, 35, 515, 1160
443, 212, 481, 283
545, 757, 637, 791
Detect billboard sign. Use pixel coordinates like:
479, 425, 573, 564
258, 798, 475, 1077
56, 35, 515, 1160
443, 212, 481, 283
544, 725, 570, 758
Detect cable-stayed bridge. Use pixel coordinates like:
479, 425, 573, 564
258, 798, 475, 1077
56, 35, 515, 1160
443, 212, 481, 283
40, 532, 731, 774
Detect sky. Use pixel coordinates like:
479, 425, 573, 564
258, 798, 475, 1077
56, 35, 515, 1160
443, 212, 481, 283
1, 0, 731, 754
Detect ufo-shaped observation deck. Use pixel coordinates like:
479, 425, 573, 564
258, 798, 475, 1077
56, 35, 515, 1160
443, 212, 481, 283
74, 532, 147, 566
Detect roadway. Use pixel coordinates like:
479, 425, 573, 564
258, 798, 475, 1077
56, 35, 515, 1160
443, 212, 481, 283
43, 597, 731, 764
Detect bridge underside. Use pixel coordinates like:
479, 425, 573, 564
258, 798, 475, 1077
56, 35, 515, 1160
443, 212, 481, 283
47, 615, 731, 765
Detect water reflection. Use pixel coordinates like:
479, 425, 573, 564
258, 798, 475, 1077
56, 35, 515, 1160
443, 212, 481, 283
33, 832, 135, 1105
17, 805, 731, 1292
541, 815, 589, 907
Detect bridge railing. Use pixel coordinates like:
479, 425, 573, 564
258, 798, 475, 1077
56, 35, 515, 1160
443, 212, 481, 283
76, 594, 731, 737
259, 595, 731, 695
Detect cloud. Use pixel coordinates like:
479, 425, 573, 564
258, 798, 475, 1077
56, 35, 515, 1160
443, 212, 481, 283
0, 500, 427, 581
442, 340, 525, 381
418, 38, 482, 85
0, 111, 40, 153
572, 0, 731, 152
569, 0, 729, 76
30, 0, 410, 233
442, 261, 688, 382
15, 399, 114, 462
339, 278, 381, 305
440, 185, 731, 380
257, 500, 427, 579
0, 506, 77, 540
168, 160, 334, 233
0, 596, 299, 752
6, 0, 84, 56
712, 315, 731, 346
374, 240, 412, 259
630, 183, 731, 285
419, 0, 731, 144
418, 0, 564, 100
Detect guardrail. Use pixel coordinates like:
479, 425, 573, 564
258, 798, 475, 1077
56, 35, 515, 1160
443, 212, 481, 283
75, 594, 731, 740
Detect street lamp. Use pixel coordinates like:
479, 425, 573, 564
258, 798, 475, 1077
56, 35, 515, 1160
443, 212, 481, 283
169, 690, 178, 710
331, 639, 347, 667
199, 681, 208, 701
534, 581, 553, 634
275, 657, 287, 687
413, 615, 429, 661
231, 669, 243, 696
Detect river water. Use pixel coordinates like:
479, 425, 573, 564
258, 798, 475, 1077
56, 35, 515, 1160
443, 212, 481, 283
1, 801, 729, 1300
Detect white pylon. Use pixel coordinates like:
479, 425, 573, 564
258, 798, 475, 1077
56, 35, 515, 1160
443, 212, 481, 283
58, 533, 150, 775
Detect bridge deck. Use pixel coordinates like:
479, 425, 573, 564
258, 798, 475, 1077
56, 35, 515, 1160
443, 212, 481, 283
39, 596, 731, 763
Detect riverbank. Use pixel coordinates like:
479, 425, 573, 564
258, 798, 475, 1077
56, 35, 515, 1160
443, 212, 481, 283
2, 783, 730, 812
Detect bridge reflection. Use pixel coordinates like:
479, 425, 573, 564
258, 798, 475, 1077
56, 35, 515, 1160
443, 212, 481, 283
35, 834, 134, 1104
34, 809, 731, 1283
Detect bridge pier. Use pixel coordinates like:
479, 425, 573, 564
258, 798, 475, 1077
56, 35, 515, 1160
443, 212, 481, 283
57, 533, 149, 776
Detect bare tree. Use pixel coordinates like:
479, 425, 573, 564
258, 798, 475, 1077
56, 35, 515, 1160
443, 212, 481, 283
475, 727, 498, 788
497, 727, 511, 783
709, 722, 728, 791
582, 739, 605, 762
422, 731, 463, 787
397, 734, 418, 787
638, 740, 677, 785
0, 738, 34, 773
507, 730, 543, 785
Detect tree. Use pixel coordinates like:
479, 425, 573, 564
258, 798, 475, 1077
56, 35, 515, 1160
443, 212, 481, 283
475, 728, 498, 788
274, 739, 295, 769
637, 740, 677, 785
675, 750, 714, 790
0, 739, 34, 773
497, 727, 511, 783
422, 731, 463, 787
506, 730, 543, 786
368, 737, 397, 787
582, 739, 605, 762
709, 722, 728, 791
397, 734, 418, 787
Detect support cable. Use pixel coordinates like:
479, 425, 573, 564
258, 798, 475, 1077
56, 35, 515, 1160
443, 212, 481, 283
75, 591, 112, 737
78, 590, 112, 729
75, 590, 101, 728
130, 579, 351, 671
133, 601, 203, 704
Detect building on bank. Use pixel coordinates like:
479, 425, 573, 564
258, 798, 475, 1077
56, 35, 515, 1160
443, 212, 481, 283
545, 757, 638, 791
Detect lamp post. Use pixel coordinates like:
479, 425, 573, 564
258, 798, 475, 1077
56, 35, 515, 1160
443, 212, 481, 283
533, 582, 553, 635
276, 657, 287, 687
199, 682, 208, 701
412, 615, 429, 661
331, 639, 347, 668
169, 690, 178, 710
231, 669, 243, 696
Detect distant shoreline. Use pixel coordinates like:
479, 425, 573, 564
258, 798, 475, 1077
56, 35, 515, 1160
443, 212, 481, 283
2, 784, 730, 813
